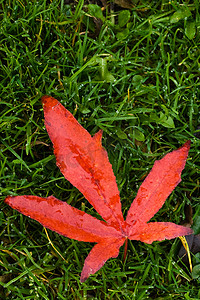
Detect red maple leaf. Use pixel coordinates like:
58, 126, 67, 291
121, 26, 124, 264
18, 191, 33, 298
5, 96, 193, 282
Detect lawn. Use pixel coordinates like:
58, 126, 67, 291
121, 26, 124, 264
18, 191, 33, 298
0, 0, 200, 299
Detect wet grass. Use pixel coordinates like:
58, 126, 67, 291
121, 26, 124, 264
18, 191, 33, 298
0, 0, 200, 299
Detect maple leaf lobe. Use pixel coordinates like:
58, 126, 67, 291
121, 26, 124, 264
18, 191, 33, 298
42, 95, 125, 231
126, 140, 191, 231
5, 195, 123, 243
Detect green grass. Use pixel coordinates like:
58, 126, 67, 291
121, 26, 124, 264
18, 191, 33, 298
0, 0, 200, 298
